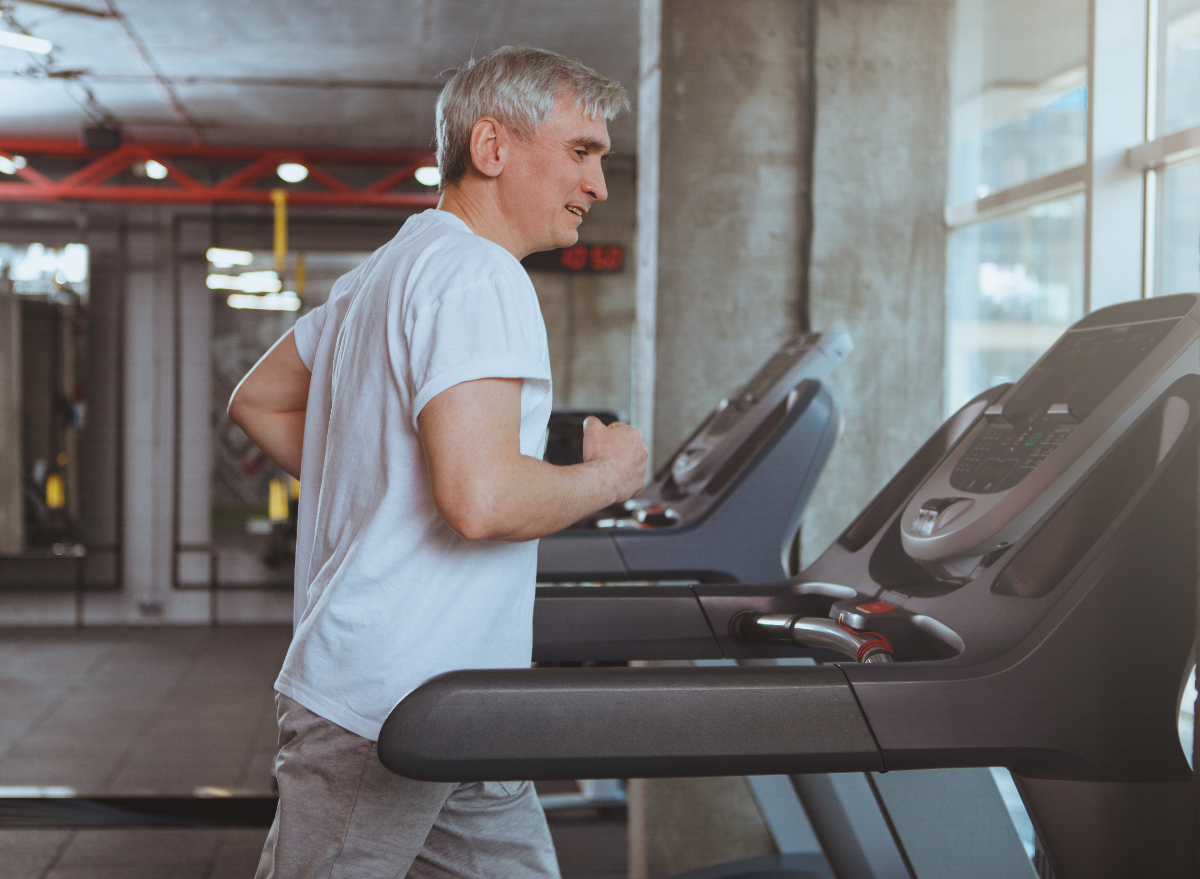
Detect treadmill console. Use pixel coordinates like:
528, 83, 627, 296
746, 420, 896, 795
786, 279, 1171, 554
669, 334, 849, 493
538, 331, 849, 583
948, 321, 1177, 495
902, 296, 1200, 579
572, 331, 850, 530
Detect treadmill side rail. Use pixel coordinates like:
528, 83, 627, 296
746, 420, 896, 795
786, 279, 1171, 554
378, 665, 883, 781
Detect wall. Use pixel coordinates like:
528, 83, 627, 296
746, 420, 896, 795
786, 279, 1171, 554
802, 0, 954, 563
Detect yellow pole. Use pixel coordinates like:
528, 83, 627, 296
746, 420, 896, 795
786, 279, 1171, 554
296, 251, 307, 297
45, 473, 65, 510
271, 188, 288, 274
268, 478, 288, 522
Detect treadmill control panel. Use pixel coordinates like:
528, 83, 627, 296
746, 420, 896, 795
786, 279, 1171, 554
949, 320, 1179, 495
902, 298, 1199, 572
670, 333, 846, 491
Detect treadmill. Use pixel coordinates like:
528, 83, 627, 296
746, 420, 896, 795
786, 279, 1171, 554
381, 294, 1200, 879
538, 331, 852, 586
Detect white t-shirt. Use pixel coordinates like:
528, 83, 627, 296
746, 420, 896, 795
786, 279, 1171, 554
276, 209, 553, 741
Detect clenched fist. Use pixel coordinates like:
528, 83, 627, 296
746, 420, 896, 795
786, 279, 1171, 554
581, 416, 648, 504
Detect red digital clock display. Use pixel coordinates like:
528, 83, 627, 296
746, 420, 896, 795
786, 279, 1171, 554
522, 244, 625, 273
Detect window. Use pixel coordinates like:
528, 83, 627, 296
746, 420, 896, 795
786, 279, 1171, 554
1163, 0, 1200, 136
1161, 160, 1200, 295
945, 0, 1088, 415
945, 0, 1200, 858
946, 195, 1085, 413
949, 0, 1088, 204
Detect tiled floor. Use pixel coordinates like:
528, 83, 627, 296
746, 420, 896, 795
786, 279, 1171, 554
0, 627, 626, 878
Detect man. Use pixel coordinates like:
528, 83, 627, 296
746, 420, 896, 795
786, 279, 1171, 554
229, 47, 647, 878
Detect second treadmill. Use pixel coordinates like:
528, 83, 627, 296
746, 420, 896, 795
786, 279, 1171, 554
537, 331, 852, 585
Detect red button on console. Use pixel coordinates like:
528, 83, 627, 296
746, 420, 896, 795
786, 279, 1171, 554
855, 601, 895, 615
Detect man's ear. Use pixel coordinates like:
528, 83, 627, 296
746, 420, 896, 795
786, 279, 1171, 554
469, 117, 505, 179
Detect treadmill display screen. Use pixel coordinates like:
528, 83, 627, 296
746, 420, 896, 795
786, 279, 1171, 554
950, 319, 1179, 495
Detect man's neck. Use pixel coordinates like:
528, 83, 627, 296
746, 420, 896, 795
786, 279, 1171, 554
437, 181, 526, 259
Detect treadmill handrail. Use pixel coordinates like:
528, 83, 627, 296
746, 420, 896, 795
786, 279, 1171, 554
378, 664, 883, 781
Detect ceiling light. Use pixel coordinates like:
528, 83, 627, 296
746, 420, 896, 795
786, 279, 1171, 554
276, 163, 308, 183
206, 271, 282, 294
415, 166, 440, 187
227, 291, 301, 311
0, 155, 25, 175
206, 247, 253, 268
143, 159, 168, 179
0, 30, 53, 55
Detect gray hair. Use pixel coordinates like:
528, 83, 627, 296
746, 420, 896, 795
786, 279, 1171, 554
435, 46, 629, 189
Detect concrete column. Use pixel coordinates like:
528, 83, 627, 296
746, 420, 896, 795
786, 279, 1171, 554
0, 281, 22, 554
801, 0, 954, 561
652, 0, 815, 467
635, 0, 662, 452
631, 4, 817, 875
87, 211, 206, 623
630, 776, 779, 879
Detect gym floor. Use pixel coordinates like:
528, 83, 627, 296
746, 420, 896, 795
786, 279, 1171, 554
0, 627, 626, 879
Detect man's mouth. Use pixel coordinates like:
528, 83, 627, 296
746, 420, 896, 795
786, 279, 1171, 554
566, 206, 584, 217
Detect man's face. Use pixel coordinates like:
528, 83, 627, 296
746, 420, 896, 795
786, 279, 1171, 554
499, 94, 610, 256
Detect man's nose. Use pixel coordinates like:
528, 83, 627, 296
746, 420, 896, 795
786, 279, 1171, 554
583, 163, 608, 203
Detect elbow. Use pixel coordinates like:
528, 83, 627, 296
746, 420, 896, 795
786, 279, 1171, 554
453, 517, 501, 542
436, 489, 508, 542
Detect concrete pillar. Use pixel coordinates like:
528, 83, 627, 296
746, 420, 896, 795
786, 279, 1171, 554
652, 0, 815, 467
631, 3, 817, 874
0, 281, 22, 554
629, 777, 778, 879
801, 0, 953, 561
86, 212, 206, 623
117, 222, 177, 618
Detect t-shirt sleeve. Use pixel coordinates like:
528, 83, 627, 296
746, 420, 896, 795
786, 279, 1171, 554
407, 266, 551, 430
292, 302, 328, 372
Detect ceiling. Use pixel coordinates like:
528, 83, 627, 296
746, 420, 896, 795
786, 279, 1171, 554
0, 0, 640, 153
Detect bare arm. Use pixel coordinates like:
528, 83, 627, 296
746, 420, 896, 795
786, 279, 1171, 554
419, 378, 647, 541
227, 329, 310, 479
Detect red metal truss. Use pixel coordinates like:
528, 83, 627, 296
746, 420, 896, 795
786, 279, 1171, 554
0, 139, 440, 208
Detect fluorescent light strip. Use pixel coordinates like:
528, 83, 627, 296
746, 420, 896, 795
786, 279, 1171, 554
228, 292, 300, 311
207, 271, 282, 293
206, 247, 253, 267
0, 30, 53, 55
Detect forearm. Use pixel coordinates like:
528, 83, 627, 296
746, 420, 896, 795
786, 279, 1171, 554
226, 329, 311, 481
447, 454, 624, 542
229, 406, 305, 480
420, 378, 646, 543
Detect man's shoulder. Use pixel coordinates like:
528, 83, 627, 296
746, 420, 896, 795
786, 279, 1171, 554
396, 218, 532, 302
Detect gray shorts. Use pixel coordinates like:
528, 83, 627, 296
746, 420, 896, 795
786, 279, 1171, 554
255, 693, 561, 879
